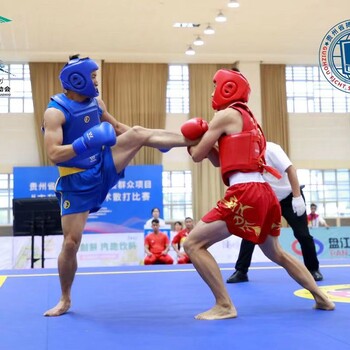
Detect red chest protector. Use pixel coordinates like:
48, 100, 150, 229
218, 102, 280, 186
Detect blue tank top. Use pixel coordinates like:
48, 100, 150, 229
48, 93, 103, 169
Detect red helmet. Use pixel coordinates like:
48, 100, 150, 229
212, 69, 251, 110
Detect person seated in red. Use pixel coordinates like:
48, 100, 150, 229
307, 203, 330, 228
144, 219, 173, 265
173, 221, 183, 233
171, 217, 194, 264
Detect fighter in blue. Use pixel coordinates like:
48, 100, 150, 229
43, 55, 197, 316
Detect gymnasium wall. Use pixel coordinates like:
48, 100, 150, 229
1, 61, 349, 173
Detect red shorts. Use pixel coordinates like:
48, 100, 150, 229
202, 182, 281, 244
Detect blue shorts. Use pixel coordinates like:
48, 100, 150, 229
55, 147, 124, 216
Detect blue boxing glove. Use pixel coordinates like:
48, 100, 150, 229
72, 122, 117, 156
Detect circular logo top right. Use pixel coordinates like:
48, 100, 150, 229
319, 19, 350, 93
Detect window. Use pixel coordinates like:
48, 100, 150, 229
166, 65, 189, 114
0, 174, 13, 224
297, 169, 350, 217
0, 63, 33, 113
286, 66, 350, 113
162, 171, 192, 221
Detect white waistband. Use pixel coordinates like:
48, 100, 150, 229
229, 172, 265, 186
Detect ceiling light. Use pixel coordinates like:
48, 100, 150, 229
193, 36, 204, 46
227, 0, 240, 8
204, 24, 215, 35
185, 45, 195, 56
215, 11, 227, 23
173, 23, 201, 28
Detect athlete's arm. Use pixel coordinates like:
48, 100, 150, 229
43, 108, 76, 164
285, 165, 301, 197
206, 145, 220, 167
162, 242, 170, 255
286, 164, 306, 216
171, 242, 180, 255
144, 243, 152, 256
189, 108, 242, 163
98, 98, 131, 135
144, 236, 152, 256
319, 216, 330, 228
171, 235, 181, 255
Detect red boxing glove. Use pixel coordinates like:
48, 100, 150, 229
181, 117, 208, 140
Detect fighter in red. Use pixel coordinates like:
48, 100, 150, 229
144, 219, 173, 265
180, 68, 335, 320
171, 217, 194, 264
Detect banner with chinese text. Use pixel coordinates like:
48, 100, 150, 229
13, 165, 163, 233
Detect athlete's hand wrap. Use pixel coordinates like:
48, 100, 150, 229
72, 122, 116, 156
181, 117, 209, 140
292, 196, 306, 216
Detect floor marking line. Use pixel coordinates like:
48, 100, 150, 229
0, 275, 7, 287
1, 263, 349, 279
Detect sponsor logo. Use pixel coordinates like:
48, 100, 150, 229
319, 20, 350, 93
292, 238, 324, 256
0, 61, 12, 97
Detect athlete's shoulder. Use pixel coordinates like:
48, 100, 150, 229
95, 97, 106, 109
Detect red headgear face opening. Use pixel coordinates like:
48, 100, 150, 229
212, 69, 251, 111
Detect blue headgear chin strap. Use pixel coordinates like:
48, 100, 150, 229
60, 57, 99, 98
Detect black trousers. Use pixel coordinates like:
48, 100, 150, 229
235, 190, 320, 273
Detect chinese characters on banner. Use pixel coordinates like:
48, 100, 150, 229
13, 165, 164, 233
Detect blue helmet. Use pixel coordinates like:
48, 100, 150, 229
60, 57, 99, 97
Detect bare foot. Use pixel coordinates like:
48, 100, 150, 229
44, 299, 71, 317
313, 292, 335, 311
195, 304, 237, 320
314, 299, 335, 311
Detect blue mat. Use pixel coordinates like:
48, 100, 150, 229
1, 262, 349, 350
